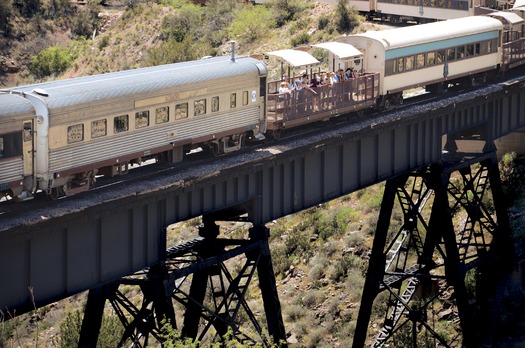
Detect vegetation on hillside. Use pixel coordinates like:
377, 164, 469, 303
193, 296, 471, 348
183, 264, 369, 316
1, 0, 364, 87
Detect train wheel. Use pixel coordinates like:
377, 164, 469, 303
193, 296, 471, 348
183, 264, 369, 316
49, 187, 63, 200
209, 143, 220, 157
269, 129, 282, 140
383, 98, 391, 111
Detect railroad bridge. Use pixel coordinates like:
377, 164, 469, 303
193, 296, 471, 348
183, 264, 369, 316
1, 74, 525, 347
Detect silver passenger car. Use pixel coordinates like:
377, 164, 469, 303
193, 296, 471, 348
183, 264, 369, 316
0, 55, 267, 200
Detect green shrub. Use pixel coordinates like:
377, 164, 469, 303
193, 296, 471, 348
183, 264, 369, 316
0, 0, 13, 35
160, 3, 203, 42
13, 0, 39, 17
56, 309, 124, 348
500, 152, 525, 203
30, 46, 75, 78
71, 8, 95, 38
290, 30, 310, 47
335, 0, 360, 34
318, 14, 330, 30
269, 0, 308, 27
44, 0, 72, 18
98, 35, 109, 50
228, 4, 275, 44
146, 37, 212, 66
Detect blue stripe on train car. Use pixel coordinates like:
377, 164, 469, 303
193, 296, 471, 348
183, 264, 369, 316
385, 31, 500, 60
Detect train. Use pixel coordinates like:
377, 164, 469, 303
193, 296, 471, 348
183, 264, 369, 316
254, 0, 511, 23
2, 11, 525, 202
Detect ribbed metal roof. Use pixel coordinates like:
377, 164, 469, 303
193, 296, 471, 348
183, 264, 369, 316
0, 55, 266, 119
355, 16, 503, 50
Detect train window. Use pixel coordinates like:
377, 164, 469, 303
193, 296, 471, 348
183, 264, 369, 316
427, 52, 435, 65
475, 43, 481, 55
175, 103, 188, 119
385, 60, 395, 75
243, 91, 249, 106
397, 58, 404, 73
212, 96, 219, 112
0, 133, 22, 158
92, 119, 107, 138
436, 50, 446, 64
194, 99, 206, 116
230, 93, 236, 108
447, 48, 456, 62
114, 115, 129, 133
23, 122, 32, 142
67, 124, 84, 144
466, 44, 474, 57
416, 54, 425, 69
135, 110, 150, 128
457, 46, 465, 60
156, 106, 169, 124
405, 56, 414, 71
487, 40, 496, 54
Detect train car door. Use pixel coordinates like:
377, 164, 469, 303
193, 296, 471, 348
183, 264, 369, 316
22, 120, 34, 180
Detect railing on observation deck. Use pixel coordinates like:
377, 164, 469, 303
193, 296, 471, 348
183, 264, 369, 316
266, 72, 380, 133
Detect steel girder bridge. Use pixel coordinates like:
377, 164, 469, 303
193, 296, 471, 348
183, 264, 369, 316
1, 76, 525, 347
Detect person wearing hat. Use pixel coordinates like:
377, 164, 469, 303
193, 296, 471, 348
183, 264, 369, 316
279, 81, 293, 94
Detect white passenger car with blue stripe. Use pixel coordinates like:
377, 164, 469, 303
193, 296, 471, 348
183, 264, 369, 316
338, 16, 503, 104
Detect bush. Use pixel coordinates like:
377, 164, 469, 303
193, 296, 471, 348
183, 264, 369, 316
269, 0, 308, 27
57, 309, 124, 348
335, 0, 360, 34
290, 30, 310, 47
228, 4, 275, 44
160, 3, 203, 42
145, 37, 212, 66
71, 8, 95, 38
44, 0, 73, 18
13, 0, 39, 17
0, 0, 12, 36
30, 46, 75, 78
499, 152, 525, 203
98, 35, 109, 50
318, 14, 330, 30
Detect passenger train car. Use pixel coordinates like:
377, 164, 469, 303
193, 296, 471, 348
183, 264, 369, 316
0, 55, 267, 200
254, 0, 505, 23
349, 0, 499, 23
337, 15, 506, 108
2, 12, 525, 201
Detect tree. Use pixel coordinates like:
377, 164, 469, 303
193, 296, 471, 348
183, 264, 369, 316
335, 0, 359, 34
13, 0, 40, 17
0, 0, 12, 36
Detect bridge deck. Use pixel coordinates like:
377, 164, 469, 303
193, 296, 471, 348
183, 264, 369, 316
1, 73, 525, 317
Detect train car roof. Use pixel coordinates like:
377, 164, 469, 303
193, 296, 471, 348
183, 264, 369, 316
0, 55, 266, 118
486, 11, 524, 24
513, 0, 525, 8
311, 42, 363, 59
352, 16, 503, 50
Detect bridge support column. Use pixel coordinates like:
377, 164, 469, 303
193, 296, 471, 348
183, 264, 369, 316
249, 225, 287, 346
353, 154, 513, 348
352, 177, 398, 348
93, 207, 285, 347
78, 283, 115, 348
